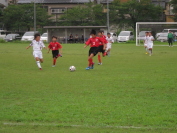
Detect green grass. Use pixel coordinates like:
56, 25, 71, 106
0, 42, 177, 132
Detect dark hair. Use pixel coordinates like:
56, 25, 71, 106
101, 30, 104, 33
34, 33, 40, 39
145, 32, 149, 33
90, 30, 96, 35
52, 36, 57, 39
98, 30, 102, 33
107, 32, 111, 35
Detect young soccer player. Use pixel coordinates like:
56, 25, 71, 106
97, 31, 107, 65
26, 33, 47, 70
84, 30, 104, 70
48, 36, 62, 67
147, 32, 155, 56
168, 31, 173, 47
144, 32, 149, 54
105, 33, 114, 56
101, 30, 106, 39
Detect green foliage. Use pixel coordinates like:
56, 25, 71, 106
170, 0, 177, 21
110, 0, 163, 31
2, 4, 52, 31
0, 39, 6, 43
59, 2, 106, 26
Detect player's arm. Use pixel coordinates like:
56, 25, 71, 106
84, 39, 90, 48
103, 38, 107, 50
59, 44, 63, 54
26, 45, 31, 49
151, 37, 155, 41
26, 42, 32, 49
48, 44, 51, 53
41, 41, 47, 50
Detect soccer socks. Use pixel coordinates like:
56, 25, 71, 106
98, 55, 101, 63
88, 59, 93, 67
53, 59, 56, 65
36, 61, 42, 68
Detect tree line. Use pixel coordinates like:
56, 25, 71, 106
0, 0, 176, 32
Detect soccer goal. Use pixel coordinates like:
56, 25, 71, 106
136, 22, 177, 46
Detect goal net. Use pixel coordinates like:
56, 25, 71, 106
136, 22, 177, 46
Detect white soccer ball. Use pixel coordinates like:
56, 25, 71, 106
69, 66, 76, 72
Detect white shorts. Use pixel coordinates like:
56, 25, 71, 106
33, 51, 43, 59
106, 43, 112, 50
144, 43, 148, 47
147, 43, 153, 49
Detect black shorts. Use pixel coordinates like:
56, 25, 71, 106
52, 50, 59, 58
98, 45, 105, 53
89, 47, 98, 56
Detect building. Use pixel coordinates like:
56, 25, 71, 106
18, 0, 113, 21
0, 0, 8, 9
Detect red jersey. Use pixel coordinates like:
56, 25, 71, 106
85, 37, 103, 47
48, 42, 62, 50
102, 35, 106, 39
98, 36, 108, 46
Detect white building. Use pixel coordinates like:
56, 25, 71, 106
0, 0, 8, 8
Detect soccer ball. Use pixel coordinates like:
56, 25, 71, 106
69, 66, 76, 72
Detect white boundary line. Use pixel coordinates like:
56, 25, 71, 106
2, 122, 177, 130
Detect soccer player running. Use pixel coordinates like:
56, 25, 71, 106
144, 32, 149, 54
84, 30, 104, 70
97, 31, 107, 65
105, 33, 114, 56
48, 36, 62, 67
168, 31, 173, 47
147, 32, 155, 56
26, 33, 47, 70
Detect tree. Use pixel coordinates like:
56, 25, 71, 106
2, 4, 52, 31
59, 2, 107, 26
109, 0, 163, 31
171, 0, 177, 21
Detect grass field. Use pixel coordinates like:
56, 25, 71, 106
0, 41, 177, 133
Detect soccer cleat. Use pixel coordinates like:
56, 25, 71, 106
52, 65, 55, 67
90, 63, 95, 69
103, 52, 107, 56
58, 54, 62, 57
98, 63, 102, 65
39, 68, 42, 70
85, 67, 90, 70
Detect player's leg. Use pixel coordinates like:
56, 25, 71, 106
33, 52, 42, 70
171, 38, 173, 47
148, 47, 152, 56
107, 48, 111, 56
98, 52, 102, 65
86, 54, 94, 70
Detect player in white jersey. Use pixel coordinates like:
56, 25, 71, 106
105, 33, 114, 56
147, 32, 154, 56
143, 32, 149, 54
26, 33, 47, 70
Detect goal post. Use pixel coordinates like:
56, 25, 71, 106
136, 22, 177, 46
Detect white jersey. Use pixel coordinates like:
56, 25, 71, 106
144, 36, 149, 45
147, 36, 154, 44
106, 37, 114, 44
30, 40, 46, 51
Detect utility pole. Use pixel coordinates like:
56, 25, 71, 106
34, 1, 36, 31
107, 0, 110, 32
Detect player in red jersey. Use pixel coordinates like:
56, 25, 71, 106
97, 31, 107, 65
48, 36, 62, 67
84, 30, 104, 70
101, 30, 106, 39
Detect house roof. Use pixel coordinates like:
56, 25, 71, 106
43, 26, 107, 29
18, 0, 113, 4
